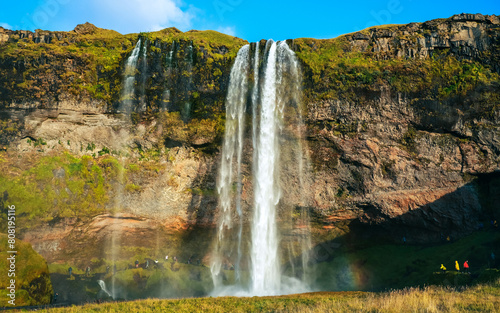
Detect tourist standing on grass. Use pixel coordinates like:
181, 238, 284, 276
440, 264, 446, 272
464, 260, 470, 273
455, 260, 460, 272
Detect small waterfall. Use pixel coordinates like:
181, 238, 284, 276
166, 40, 176, 67
139, 40, 148, 111
98, 280, 113, 298
182, 41, 194, 121
162, 41, 177, 111
212, 40, 310, 296
119, 39, 142, 113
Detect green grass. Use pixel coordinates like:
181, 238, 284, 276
36, 278, 500, 312
147, 28, 247, 59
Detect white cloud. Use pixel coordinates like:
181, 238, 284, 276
88, 0, 195, 33
0, 23, 12, 29
216, 26, 236, 36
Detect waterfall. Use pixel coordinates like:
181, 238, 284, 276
211, 44, 250, 289
182, 41, 194, 121
139, 40, 148, 111
166, 40, 176, 67
119, 39, 142, 113
277, 41, 312, 283
250, 40, 281, 294
98, 280, 113, 298
111, 38, 146, 299
212, 40, 310, 296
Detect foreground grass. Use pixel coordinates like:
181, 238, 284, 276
34, 279, 500, 313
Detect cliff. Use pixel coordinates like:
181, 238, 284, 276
0, 14, 499, 271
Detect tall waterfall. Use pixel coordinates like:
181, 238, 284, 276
211, 44, 250, 289
110, 38, 145, 299
212, 40, 310, 296
251, 41, 281, 293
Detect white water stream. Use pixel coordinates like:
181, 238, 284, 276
212, 40, 310, 296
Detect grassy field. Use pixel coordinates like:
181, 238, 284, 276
30, 278, 500, 312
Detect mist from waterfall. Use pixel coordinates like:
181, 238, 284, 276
211, 40, 311, 297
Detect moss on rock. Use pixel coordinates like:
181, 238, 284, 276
0, 234, 53, 306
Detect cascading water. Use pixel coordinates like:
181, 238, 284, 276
139, 40, 148, 111
211, 44, 250, 290
211, 40, 311, 296
109, 38, 145, 299
182, 41, 194, 120
162, 40, 177, 111
250, 40, 281, 294
119, 39, 142, 113
98, 280, 113, 298
166, 40, 176, 67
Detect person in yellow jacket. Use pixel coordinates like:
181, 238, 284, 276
455, 260, 460, 272
440, 264, 446, 272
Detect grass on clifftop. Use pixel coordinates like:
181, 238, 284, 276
147, 28, 247, 60
0, 24, 246, 106
293, 37, 500, 104
37, 278, 500, 312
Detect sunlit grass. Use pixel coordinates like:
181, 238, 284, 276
37, 278, 500, 312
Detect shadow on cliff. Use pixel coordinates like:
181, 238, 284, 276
177, 156, 218, 265
349, 171, 500, 244
297, 171, 500, 292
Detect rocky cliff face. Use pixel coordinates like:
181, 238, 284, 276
296, 13, 500, 242
0, 14, 499, 266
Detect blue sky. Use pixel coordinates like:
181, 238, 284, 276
0, 0, 498, 42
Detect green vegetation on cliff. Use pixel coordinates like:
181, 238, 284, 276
0, 152, 110, 229
0, 24, 246, 113
0, 150, 170, 231
0, 234, 53, 306
294, 37, 499, 103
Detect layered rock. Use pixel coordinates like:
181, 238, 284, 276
345, 13, 500, 69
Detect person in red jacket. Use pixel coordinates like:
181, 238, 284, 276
463, 260, 470, 274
